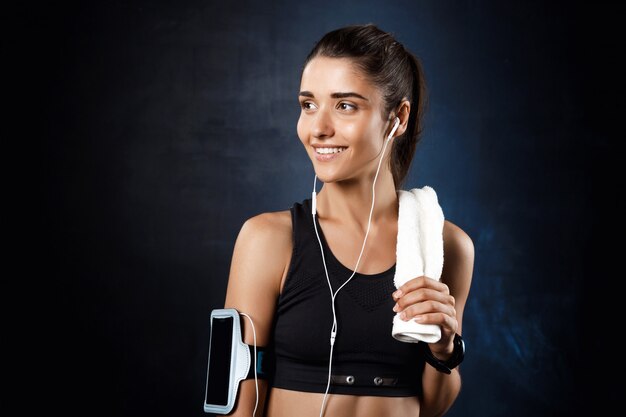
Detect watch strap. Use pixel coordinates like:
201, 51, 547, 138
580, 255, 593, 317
421, 333, 465, 374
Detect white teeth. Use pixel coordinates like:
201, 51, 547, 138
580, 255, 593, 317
315, 147, 346, 154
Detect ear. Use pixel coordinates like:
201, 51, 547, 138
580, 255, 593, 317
393, 100, 411, 138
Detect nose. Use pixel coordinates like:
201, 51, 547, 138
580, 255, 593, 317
311, 107, 334, 139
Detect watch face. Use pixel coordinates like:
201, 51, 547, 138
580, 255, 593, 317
446, 334, 464, 369
457, 334, 465, 354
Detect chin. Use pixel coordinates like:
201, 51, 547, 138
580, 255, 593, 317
314, 170, 359, 185
313, 173, 339, 184
309, 161, 337, 184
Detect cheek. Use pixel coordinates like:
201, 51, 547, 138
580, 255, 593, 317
296, 115, 307, 145
342, 122, 358, 138
342, 122, 368, 149
345, 123, 380, 154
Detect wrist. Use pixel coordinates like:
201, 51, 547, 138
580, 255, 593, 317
430, 347, 454, 362
429, 340, 455, 361
421, 333, 465, 374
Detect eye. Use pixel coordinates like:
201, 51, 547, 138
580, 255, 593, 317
338, 102, 357, 112
300, 101, 317, 111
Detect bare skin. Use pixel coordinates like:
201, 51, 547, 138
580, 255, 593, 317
221, 57, 475, 417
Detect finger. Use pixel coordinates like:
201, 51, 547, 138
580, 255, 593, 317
398, 301, 457, 323
393, 276, 450, 300
395, 289, 455, 311
412, 311, 458, 334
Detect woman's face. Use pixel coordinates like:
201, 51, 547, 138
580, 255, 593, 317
297, 56, 391, 184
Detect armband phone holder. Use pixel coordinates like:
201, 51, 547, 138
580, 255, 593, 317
203, 308, 272, 414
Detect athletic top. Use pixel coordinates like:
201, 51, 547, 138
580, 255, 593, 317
270, 198, 425, 397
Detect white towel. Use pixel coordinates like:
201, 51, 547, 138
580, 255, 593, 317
392, 186, 445, 344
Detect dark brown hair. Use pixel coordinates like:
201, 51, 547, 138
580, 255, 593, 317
303, 24, 428, 188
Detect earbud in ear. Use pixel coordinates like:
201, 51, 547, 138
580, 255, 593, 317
387, 117, 401, 141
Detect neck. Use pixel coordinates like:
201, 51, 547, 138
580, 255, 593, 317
315, 168, 398, 230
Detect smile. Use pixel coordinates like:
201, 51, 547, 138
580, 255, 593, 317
315, 147, 347, 155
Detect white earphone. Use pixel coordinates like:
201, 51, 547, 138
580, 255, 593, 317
387, 116, 400, 141
312, 115, 400, 417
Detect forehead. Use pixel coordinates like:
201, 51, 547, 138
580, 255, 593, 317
300, 57, 380, 99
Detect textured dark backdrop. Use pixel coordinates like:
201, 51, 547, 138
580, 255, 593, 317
20, 0, 622, 415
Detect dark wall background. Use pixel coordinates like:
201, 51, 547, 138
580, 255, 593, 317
19, 0, 622, 415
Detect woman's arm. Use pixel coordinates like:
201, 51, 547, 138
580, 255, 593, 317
218, 211, 293, 417
420, 220, 474, 417
393, 220, 474, 417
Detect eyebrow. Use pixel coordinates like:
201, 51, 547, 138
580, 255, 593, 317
299, 91, 369, 101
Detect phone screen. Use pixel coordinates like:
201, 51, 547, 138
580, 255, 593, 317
205, 316, 233, 407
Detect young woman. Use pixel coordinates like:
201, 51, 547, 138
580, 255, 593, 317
221, 24, 474, 417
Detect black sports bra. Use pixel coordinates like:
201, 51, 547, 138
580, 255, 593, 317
270, 198, 425, 397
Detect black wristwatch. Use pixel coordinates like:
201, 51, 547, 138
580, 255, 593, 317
421, 333, 465, 374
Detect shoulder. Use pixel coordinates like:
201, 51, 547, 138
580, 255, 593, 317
226, 209, 293, 308
441, 220, 474, 300
235, 210, 292, 261
239, 209, 292, 241
443, 220, 474, 263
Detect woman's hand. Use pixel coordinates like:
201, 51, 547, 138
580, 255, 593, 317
392, 276, 458, 359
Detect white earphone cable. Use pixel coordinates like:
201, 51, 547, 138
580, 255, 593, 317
314, 119, 398, 417
239, 313, 258, 417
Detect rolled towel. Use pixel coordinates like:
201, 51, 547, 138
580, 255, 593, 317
392, 186, 445, 344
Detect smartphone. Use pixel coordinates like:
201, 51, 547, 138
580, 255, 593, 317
204, 308, 244, 414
